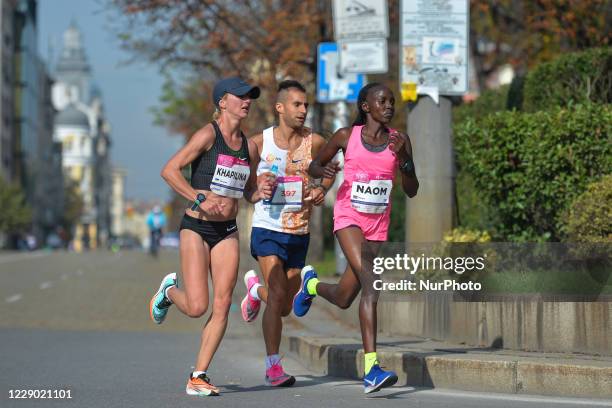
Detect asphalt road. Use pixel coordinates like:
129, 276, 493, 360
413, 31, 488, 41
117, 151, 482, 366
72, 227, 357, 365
1, 250, 609, 408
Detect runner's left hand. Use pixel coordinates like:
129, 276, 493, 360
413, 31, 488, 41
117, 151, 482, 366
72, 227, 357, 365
310, 186, 325, 206
322, 161, 341, 179
388, 131, 409, 161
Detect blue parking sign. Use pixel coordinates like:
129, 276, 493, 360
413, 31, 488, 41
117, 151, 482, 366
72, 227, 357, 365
317, 42, 364, 103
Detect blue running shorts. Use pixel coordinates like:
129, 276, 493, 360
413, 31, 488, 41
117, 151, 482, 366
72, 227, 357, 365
250, 227, 310, 269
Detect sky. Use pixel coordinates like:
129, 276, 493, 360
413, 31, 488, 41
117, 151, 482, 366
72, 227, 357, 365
38, 0, 183, 202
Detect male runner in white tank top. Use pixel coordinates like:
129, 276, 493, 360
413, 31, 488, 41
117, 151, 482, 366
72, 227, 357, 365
242, 80, 335, 386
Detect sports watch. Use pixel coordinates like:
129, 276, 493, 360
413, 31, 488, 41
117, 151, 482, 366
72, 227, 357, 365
399, 157, 415, 174
190, 193, 206, 211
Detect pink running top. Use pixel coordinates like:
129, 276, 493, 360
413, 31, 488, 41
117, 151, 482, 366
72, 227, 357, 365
333, 125, 399, 241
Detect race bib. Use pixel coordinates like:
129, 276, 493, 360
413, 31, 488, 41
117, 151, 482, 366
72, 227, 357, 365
269, 176, 303, 212
350, 178, 392, 214
210, 154, 250, 198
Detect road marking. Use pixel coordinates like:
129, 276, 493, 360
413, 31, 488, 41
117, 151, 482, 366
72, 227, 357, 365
40, 281, 53, 290
0, 251, 47, 265
416, 388, 612, 406
5, 294, 22, 303
298, 379, 612, 406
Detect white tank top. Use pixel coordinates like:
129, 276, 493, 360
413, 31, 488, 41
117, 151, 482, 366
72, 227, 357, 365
252, 127, 312, 235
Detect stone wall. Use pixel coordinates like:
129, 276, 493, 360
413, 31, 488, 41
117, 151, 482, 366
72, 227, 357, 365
319, 291, 611, 355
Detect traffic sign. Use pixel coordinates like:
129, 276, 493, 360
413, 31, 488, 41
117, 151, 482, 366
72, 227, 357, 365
339, 38, 388, 74
317, 42, 365, 103
332, 0, 389, 40
399, 0, 469, 95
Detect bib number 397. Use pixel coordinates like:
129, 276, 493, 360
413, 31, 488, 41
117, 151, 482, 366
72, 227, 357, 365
269, 176, 303, 212
350, 179, 392, 214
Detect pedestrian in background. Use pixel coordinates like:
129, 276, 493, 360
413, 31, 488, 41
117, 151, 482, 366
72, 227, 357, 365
146, 205, 166, 256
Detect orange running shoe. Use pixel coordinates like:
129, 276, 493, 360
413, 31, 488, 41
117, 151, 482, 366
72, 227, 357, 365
185, 372, 220, 396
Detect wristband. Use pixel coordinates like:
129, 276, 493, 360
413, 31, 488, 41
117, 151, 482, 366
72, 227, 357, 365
399, 157, 415, 174
315, 184, 329, 193
310, 181, 328, 194
190, 193, 206, 211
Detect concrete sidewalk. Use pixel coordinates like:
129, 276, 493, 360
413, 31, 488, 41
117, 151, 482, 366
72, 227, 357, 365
281, 298, 612, 400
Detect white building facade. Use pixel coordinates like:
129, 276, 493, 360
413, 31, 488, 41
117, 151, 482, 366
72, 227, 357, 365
52, 22, 117, 250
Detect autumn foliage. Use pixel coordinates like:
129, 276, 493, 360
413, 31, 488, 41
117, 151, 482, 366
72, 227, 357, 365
110, 0, 609, 136
112, 0, 333, 136
470, 0, 610, 88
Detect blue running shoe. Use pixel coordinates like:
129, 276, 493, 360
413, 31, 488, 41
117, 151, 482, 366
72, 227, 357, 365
363, 364, 398, 394
149, 272, 177, 324
292, 265, 317, 317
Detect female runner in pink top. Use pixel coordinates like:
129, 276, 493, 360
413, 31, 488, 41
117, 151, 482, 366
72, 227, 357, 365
293, 83, 419, 393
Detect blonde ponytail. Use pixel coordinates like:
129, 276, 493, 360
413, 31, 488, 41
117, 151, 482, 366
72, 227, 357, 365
212, 94, 227, 121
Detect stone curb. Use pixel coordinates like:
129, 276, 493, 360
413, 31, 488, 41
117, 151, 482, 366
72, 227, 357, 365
282, 333, 612, 399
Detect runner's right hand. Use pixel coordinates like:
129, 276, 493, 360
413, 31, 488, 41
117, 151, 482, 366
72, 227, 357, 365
322, 161, 341, 179
257, 172, 275, 200
199, 198, 226, 216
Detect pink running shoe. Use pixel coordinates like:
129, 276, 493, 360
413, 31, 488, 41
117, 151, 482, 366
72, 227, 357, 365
240, 270, 261, 322
265, 362, 296, 387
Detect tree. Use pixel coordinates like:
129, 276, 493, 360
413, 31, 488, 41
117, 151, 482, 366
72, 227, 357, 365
110, 0, 336, 137
110, 0, 609, 133
62, 179, 83, 240
110, 0, 413, 137
150, 75, 214, 138
469, 0, 610, 91
0, 177, 32, 235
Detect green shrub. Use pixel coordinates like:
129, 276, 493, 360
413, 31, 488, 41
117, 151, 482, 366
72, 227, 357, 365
564, 174, 612, 243
443, 228, 491, 243
452, 85, 509, 126
455, 103, 611, 241
523, 47, 612, 112
453, 86, 511, 233
506, 75, 525, 111
563, 175, 611, 284
455, 170, 499, 233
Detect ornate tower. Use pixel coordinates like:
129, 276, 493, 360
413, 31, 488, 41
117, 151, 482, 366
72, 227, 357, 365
52, 20, 91, 109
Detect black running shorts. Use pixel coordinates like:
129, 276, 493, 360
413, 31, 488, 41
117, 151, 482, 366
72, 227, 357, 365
179, 214, 238, 249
